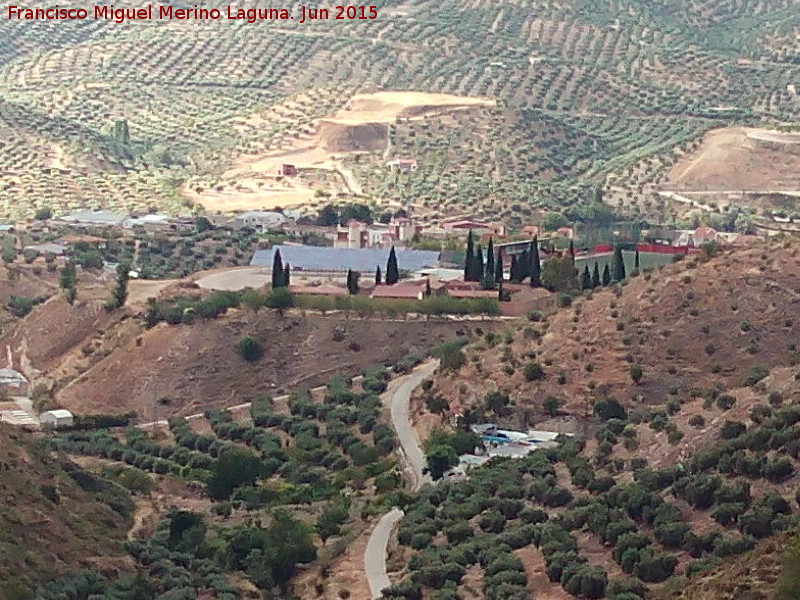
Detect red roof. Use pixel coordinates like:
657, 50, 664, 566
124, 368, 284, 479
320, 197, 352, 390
445, 281, 482, 291
448, 290, 497, 298
694, 226, 718, 240
371, 281, 426, 299
448, 220, 491, 229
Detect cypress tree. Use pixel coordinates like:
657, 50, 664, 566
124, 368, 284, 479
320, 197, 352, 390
425, 278, 431, 296
592, 263, 601, 288
510, 255, 519, 283
530, 237, 541, 288
474, 243, 484, 281
346, 269, 359, 294
375, 266, 382, 285
569, 240, 575, 263
60, 259, 77, 305
486, 237, 495, 279
634, 247, 640, 270
602, 264, 611, 286
519, 249, 530, 281
110, 261, 130, 309
495, 252, 503, 284
271, 249, 284, 288
581, 265, 592, 290
386, 247, 399, 284
612, 245, 626, 281
464, 230, 475, 282
283, 264, 290, 287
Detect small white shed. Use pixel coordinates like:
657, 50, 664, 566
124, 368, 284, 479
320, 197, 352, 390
40, 409, 74, 428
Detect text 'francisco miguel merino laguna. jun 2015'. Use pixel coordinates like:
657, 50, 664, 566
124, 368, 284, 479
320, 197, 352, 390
6, 4, 379, 23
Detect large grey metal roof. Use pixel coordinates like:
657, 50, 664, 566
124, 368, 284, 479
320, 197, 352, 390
251, 245, 440, 272
59, 210, 128, 225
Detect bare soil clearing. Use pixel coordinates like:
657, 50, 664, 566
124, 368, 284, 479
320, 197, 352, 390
664, 127, 800, 192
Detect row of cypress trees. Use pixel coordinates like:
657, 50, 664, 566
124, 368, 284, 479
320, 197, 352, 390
579, 246, 638, 290
270, 241, 637, 294
463, 231, 543, 287
270, 246, 402, 290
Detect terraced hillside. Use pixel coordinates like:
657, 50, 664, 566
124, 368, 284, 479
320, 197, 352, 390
1, 0, 799, 220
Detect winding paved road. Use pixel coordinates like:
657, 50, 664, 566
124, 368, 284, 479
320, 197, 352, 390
387, 359, 439, 492
364, 359, 440, 598
364, 508, 405, 598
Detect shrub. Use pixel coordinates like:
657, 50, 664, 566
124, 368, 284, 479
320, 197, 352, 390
713, 534, 756, 557
236, 336, 264, 362
479, 510, 507, 534
763, 457, 794, 483
649, 412, 669, 432
207, 447, 263, 500
594, 398, 627, 421
432, 339, 468, 372
524, 362, 545, 381
654, 522, 689, 549
520, 507, 549, 525
633, 549, 677, 583
562, 564, 607, 599
746, 365, 769, 386
712, 502, 746, 526
543, 487, 573, 507
543, 396, 565, 416
689, 415, 706, 427
680, 474, 721, 509
410, 532, 433, 550
769, 391, 784, 407
607, 578, 648, 600
113, 467, 154, 495
444, 522, 474, 544
720, 421, 746, 440
716, 394, 736, 410
556, 292, 573, 308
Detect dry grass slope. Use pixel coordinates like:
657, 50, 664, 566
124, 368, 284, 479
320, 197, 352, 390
0, 425, 131, 596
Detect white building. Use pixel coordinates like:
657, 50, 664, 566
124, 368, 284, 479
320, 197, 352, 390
233, 211, 288, 231
124, 214, 172, 230
40, 409, 74, 428
0, 368, 29, 397
386, 158, 418, 172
